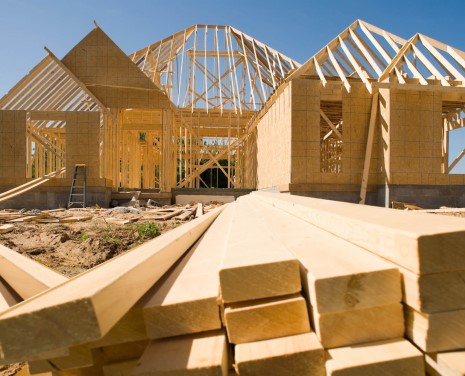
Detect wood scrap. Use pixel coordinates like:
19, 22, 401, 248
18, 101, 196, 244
173, 207, 197, 221
59, 216, 93, 223
0, 224, 14, 234
195, 202, 203, 217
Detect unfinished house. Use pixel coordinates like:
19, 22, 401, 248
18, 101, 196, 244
1, 20, 465, 208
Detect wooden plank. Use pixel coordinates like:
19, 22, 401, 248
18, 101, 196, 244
132, 331, 228, 376
244, 197, 401, 313
402, 267, 465, 313
314, 303, 404, 348
59, 216, 93, 223
173, 207, 197, 221
0, 224, 14, 234
326, 338, 424, 375
0, 244, 67, 300
142, 205, 233, 339
426, 351, 465, 376
0, 277, 22, 311
251, 192, 465, 274
0, 207, 224, 364
195, 202, 203, 217
224, 293, 310, 344
405, 306, 465, 352
235, 332, 325, 376
28, 346, 93, 373
359, 92, 379, 204
219, 201, 301, 303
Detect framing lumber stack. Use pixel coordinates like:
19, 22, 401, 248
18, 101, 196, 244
2, 193, 465, 374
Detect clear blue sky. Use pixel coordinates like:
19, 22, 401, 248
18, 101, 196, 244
1, 0, 465, 171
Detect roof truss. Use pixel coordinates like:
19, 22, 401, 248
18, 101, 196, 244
129, 25, 300, 113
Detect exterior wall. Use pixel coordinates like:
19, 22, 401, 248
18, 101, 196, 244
289, 79, 320, 185
0, 110, 26, 183
284, 79, 378, 199
256, 83, 292, 189
66, 112, 101, 179
388, 89, 444, 185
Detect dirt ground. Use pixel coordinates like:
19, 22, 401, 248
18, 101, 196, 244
0, 208, 186, 277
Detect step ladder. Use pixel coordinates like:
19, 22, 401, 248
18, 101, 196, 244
68, 164, 87, 209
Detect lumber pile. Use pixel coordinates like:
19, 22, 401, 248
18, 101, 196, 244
2, 192, 465, 375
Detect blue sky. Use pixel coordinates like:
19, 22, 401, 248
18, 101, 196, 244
1, 0, 465, 171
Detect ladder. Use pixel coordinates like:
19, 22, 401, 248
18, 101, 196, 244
68, 164, 87, 209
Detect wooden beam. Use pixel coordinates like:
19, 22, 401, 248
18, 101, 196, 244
44, 47, 107, 113
132, 331, 228, 376
0, 244, 67, 300
0, 207, 223, 364
219, 201, 301, 303
448, 148, 465, 172
405, 306, 465, 352
235, 333, 325, 376
359, 92, 379, 204
251, 192, 465, 274
326, 47, 351, 92
338, 37, 372, 92
326, 339, 424, 375
320, 109, 343, 140
224, 293, 311, 344
0, 277, 22, 312
142, 205, 233, 339
314, 303, 403, 348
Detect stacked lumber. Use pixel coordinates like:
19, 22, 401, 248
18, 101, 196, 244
218, 199, 323, 375
2, 192, 465, 375
251, 191, 465, 374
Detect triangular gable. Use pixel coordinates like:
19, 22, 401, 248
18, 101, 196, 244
62, 27, 170, 109
379, 34, 465, 87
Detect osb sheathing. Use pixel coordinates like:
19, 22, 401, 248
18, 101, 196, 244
65, 112, 101, 179
256, 83, 292, 189
0, 110, 26, 183
61, 27, 170, 110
